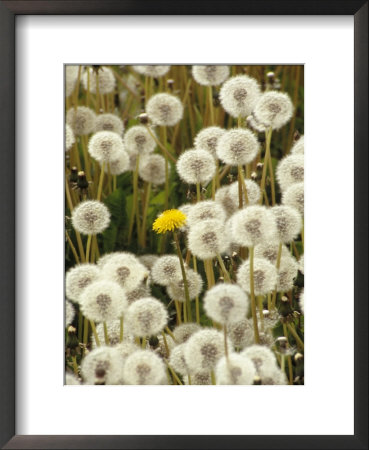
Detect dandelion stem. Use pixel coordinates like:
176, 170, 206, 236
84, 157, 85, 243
85, 234, 92, 262
72, 356, 79, 376
162, 126, 169, 210
167, 363, 183, 385
210, 371, 216, 385
165, 326, 178, 343
216, 253, 231, 283
193, 255, 201, 324
173, 231, 191, 309
196, 183, 201, 202
283, 323, 293, 385
287, 323, 304, 350
249, 246, 260, 344
140, 182, 151, 248
174, 300, 182, 325
161, 331, 170, 357
145, 126, 177, 163
83, 317, 89, 352
238, 165, 249, 205
271, 241, 283, 310
103, 322, 110, 345
96, 162, 105, 201
90, 320, 100, 347
257, 295, 265, 332
208, 86, 215, 125
128, 155, 140, 244
141, 336, 147, 349
259, 127, 273, 205
65, 231, 80, 264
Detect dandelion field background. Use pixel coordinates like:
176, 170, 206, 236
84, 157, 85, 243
65, 65, 304, 386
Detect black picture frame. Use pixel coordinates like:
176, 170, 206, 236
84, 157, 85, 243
0, 1, 367, 449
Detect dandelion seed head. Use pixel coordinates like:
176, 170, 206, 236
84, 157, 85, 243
188, 219, 230, 261
228, 179, 261, 206
291, 136, 304, 155
152, 209, 187, 234
270, 205, 302, 243
192, 65, 230, 86
176, 148, 216, 185
216, 353, 256, 385
167, 268, 203, 302
184, 372, 212, 385
169, 344, 190, 377
241, 344, 278, 378
95, 113, 124, 136
81, 346, 118, 385
204, 284, 249, 325
132, 65, 170, 78
92, 319, 123, 348
80, 280, 128, 323
146, 93, 183, 126
237, 257, 278, 296
254, 242, 290, 264
126, 297, 168, 337
214, 185, 238, 217
194, 126, 226, 158
151, 255, 182, 286
154, 334, 176, 359
228, 319, 254, 349
253, 91, 294, 130
65, 300, 75, 327
186, 200, 227, 228
66, 263, 101, 303
82, 67, 116, 94
219, 75, 261, 118
277, 254, 299, 292
126, 284, 151, 305
65, 65, 81, 97
246, 115, 266, 133
65, 373, 80, 385
104, 149, 130, 175
299, 254, 304, 274
139, 153, 167, 185
282, 182, 304, 215
65, 124, 75, 151
123, 350, 166, 385
101, 253, 148, 292
172, 323, 201, 344
260, 366, 288, 385
88, 131, 125, 163
113, 340, 140, 360
276, 154, 304, 192
178, 204, 193, 231
123, 125, 156, 156
71, 200, 110, 235
230, 205, 277, 247
138, 254, 160, 271
299, 288, 304, 314
216, 129, 259, 166
66, 106, 96, 136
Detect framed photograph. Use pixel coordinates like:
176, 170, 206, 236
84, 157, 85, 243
0, 1, 367, 449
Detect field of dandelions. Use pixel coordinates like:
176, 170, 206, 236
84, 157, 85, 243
65, 65, 304, 386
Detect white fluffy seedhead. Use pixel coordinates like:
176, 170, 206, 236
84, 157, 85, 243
82, 67, 116, 94
126, 284, 151, 305
216, 353, 256, 385
132, 65, 170, 78
139, 153, 167, 185
228, 319, 254, 349
237, 257, 278, 296
216, 128, 259, 166
184, 329, 230, 373
290, 136, 304, 155
92, 319, 124, 347
246, 114, 266, 133
123, 350, 166, 385
277, 254, 299, 292
192, 65, 230, 86
65, 124, 75, 151
151, 255, 182, 286
270, 205, 302, 243
138, 254, 160, 271
169, 344, 190, 377
154, 333, 176, 359
194, 126, 226, 158
230, 205, 277, 247
228, 179, 261, 206
186, 200, 227, 228
185, 372, 212, 385
65, 300, 75, 327
172, 323, 201, 344
241, 345, 279, 378
188, 219, 229, 260
254, 242, 290, 264
65, 65, 81, 97
146, 93, 183, 126
101, 253, 148, 292
71, 200, 110, 235
123, 125, 156, 156
88, 131, 125, 163
282, 182, 304, 215
126, 297, 168, 337
215, 185, 238, 217
253, 91, 294, 130
95, 113, 124, 136
66, 106, 96, 136
219, 74, 261, 118
299, 288, 304, 314
178, 203, 193, 231
260, 366, 288, 385
276, 154, 304, 192
66, 263, 101, 303
81, 346, 120, 385
65, 373, 80, 385
80, 280, 128, 323
167, 269, 203, 302
204, 284, 249, 325
299, 254, 304, 274
176, 149, 216, 185
105, 150, 130, 175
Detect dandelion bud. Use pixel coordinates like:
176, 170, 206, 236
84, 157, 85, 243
82, 66, 116, 94
188, 219, 229, 261
230, 205, 277, 247
253, 375, 262, 385
80, 280, 128, 323
253, 91, 294, 130
126, 297, 168, 337
219, 75, 261, 118
95, 113, 124, 136
228, 319, 254, 349
204, 284, 249, 325
66, 263, 101, 303
216, 354, 256, 385
276, 154, 304, 192
228, 179, 261, 206
251, 172, 257, 181
151, 255, 182, 286
216, 129, 259, 166
194, 126, 226, 158
138, 113, 149, 125
69, 166, 78, 184
123, 350, 166, 385
124, 125, 155, 155
290, 135, 304, 155
139, 153, 167, 185
167, 79, 175, 90
169, 344, 189, 377
192, 65, 230, 86
186, 200, 227, 227
88, 131, 125, 163
172, 323, 201, 343
146, 93, 183, 126
101, 252, 148, 292
276, 336, 288, 350
65, 300, 75, 327
133, 65, 170, 78
66, 106, 96, 136
65, 124, 75, 151
282, 182, 304, 215
176, 149, 216, 185
237, 257, 278, 296
167, 269, 203, 302
65, 65, 81, 97
71, 200, 110, 235
184, 329, 231, 373
277, 255, 299, 292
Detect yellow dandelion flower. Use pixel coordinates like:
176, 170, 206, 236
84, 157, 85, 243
152, 209, 187, 234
